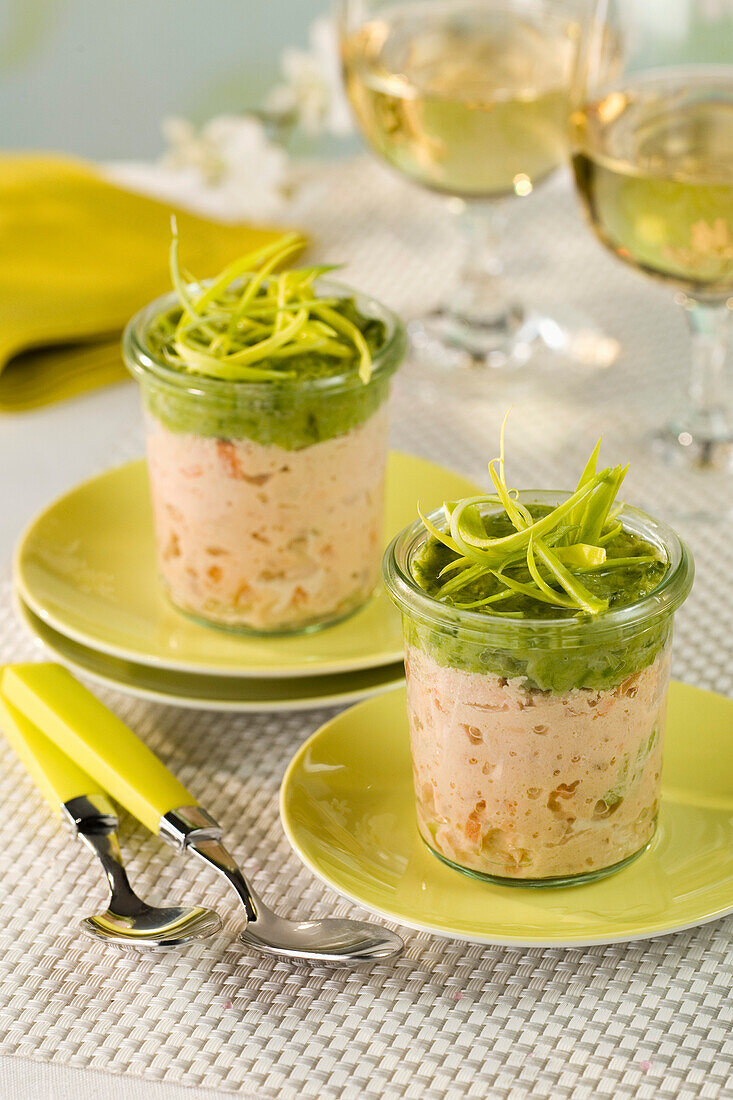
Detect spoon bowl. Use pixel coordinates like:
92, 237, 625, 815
239, 916, 404, 964
78, 819, 222, 949
82, 902, 222, 948
186, 834, 404, 965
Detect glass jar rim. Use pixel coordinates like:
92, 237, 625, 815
122, 277, 407, 398
383, 492, 694, 646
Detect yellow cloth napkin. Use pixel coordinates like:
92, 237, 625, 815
0, 155, 295, 412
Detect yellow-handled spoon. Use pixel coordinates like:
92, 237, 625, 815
2, 663, 403, 965
0, 689, 221, 948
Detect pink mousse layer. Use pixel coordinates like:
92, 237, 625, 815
405, 643, 671, 880
144, 406, 389, 631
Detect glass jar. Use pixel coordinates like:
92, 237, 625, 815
123, 281, 406, 634
384, 493, 694, 886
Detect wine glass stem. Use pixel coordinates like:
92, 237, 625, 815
681, 296, 732, 445
452, 201, 521, 329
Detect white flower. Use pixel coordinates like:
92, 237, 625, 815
158, 113, 290, 220
266, 15, 353, 137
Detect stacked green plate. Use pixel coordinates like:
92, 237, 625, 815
14, 452, 479, 711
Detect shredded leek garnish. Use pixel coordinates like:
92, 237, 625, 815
147, 222, 379, 383
415, 416, 664, 618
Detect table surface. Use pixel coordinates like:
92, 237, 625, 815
1, 158, 732, 1100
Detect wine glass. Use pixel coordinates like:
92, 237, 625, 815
572, 0, 733, 469
338, 0, 614, 373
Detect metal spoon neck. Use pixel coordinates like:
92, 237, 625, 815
62, 793, 140, 912
63, 796, 221, 945
160, 806, 261, 923
158, 805, 404, 964
188, 838, 260, 923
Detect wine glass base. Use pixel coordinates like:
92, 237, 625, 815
408, 305, 529, 371
610, 418, 733, 526
408, 307, 620, 374
651, 423, 733, 474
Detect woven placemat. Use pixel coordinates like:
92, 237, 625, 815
1, 159, 732, 1099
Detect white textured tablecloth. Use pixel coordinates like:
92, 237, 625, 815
1, 158, 732, 1100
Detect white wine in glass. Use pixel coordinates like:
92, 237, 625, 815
342, 3, 572, 198
339, 0, 603, 371
572, 3, 733, 468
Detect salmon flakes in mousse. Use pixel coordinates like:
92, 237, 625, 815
124, 229, 405, 633
384, 420, 694, 884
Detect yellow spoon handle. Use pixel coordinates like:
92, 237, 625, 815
1, 664, 195, 835
0, 692, 107, 816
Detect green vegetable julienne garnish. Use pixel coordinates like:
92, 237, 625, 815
147, 222, 377, 384
413, 412, 667, 619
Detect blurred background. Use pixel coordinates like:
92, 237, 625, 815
0, 0, 334, 158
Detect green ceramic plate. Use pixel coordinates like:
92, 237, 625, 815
281, 684, 733, 946
14, 452, 478, 679
15, 597, 405, 713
